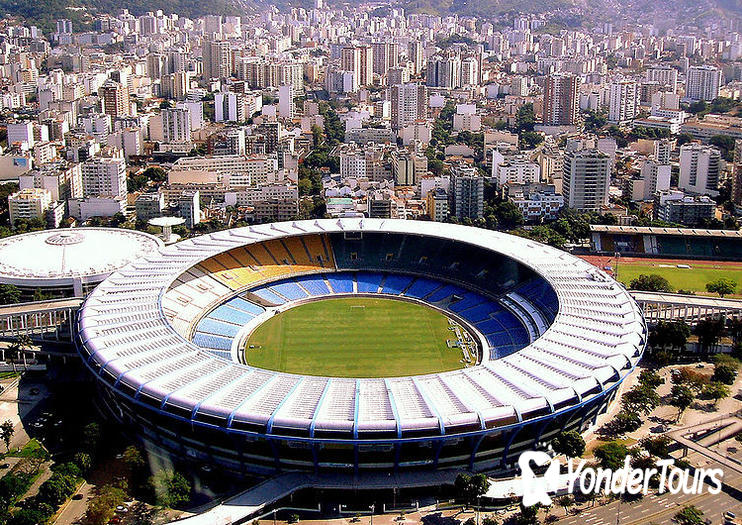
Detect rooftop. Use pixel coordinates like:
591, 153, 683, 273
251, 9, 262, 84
0, 228, 163, 283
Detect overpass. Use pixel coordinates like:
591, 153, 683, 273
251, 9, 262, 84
630, 291, 742, 324
667, 414, 742, 476
0, 298, 83, 342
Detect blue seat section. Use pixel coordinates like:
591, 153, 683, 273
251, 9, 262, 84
356, 272, 384, 293
449, 293, 487, 313
492, 310, 522, 331
475, 318, 503, 335
294, 275, 330, 296
403, 278, 441, 299
327, 274, 354, 293
196, 318, 241, 338
193, 332, 232, 351
228, 297, 265, 316
209, 305, 254, 326
381, 274, 414, 295
270, 281, 308, 301
427, 284, 466, 302
513, 278, 559, 321
461, 304, 495, 323
486, 331, 514, 348
252, 288, 287, 305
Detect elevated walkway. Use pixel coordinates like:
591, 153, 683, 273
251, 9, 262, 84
170, 470, 460, 525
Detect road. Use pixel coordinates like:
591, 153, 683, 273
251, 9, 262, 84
53, 481, 93, 525
554, 474, 742, 525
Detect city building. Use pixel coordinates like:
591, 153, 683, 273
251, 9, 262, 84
425, 187, 449, 221
653, 190, 716, 225
449, 164, 484, 220
608, 80, 639, 124
685, 66, 722, 102
8, 188, 53, 224
504, 182, 564, 221
390, 83, 427, 131
542, 73, 580, 126
678, 143, 721, 195
81, 154, 127, 198
562, 149, 611, 212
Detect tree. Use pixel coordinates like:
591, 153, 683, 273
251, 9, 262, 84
621, 384, 660, 415
0, 420, 14, 452
694, 319, 724, 354
84, 485, 126, 525
673, 368, 710, 392
37, 472, 77, 507
702, 382, 730, 406
674, 505, 704, 525
454, 473, 489, 507
149, 470, 190, 508
551, 430, 585, 458
629, 274, 672, 292
648, 321, 690, 352
555, 495, 574, 516
706, 278, 736, 297
73, 451, 92, 474
516, 502, 540, 525
593, 441, 629, 470
638, 369, 664, 388
640, 435, 671, 458
669, 384, 694, 420
7, 508, 53, 525
603, 410, 642, 436
0, 284, 21, 305
81, 422, 101, 452
712, 363, 737, 385
515, 104, 536, 133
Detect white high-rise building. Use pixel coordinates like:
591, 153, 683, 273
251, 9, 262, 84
278, 84, 294, 119
161, 107, 192, 143
679, 143, 721, 195
7, 122, 35, 149
636, 159, 671, 201
685, 66, 722, 102
175, 101, 204, 131
389, 83, 427, 131
215, 92, 245, 122
608, 80, 639, 123
81, 154, 127, 198
645, 67, 678, 92
562, 149, 611, 211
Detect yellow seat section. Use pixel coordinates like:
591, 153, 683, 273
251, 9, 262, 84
196, 235, 334, 291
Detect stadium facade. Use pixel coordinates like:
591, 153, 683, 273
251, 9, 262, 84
75, 219, 645, 478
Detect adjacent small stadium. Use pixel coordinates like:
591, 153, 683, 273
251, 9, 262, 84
581, 255, 742, 297
74, 219, 646, 479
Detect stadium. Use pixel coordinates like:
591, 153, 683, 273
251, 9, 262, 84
74, 219, 646, 479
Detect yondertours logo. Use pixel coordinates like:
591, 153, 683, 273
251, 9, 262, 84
518, 451, 723, 507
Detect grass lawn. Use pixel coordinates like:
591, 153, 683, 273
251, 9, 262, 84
245, 297, 466, 378
8, 438, 49, 459
615, 263, 742, 294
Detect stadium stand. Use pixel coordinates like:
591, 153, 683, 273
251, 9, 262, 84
76, 219, 645, 478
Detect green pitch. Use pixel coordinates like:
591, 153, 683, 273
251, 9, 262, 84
615, 264, 742, 295
245, 297, 466, 377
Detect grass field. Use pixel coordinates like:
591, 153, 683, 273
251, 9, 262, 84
580, 256, 742, 296
615, 264, 742, 293
245, 297, 465, 378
